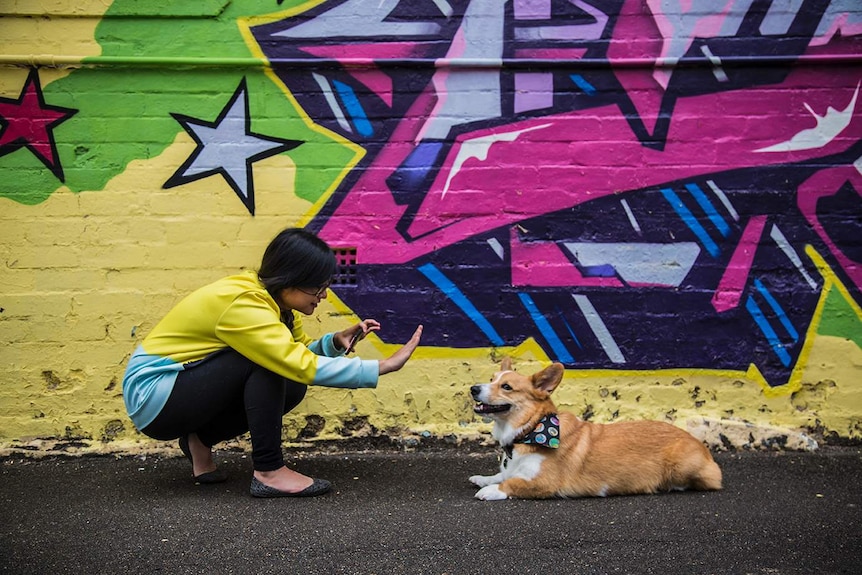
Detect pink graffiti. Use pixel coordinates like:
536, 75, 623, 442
797, 165, 862, 290
318, 66, 862, 265
509, 227, 623, 288
302, 42, 426, 108
712, 215, 768, 313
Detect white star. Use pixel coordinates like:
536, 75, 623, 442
165, 78, 302, 215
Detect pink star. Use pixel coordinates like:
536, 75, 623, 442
0, 68, 77, 182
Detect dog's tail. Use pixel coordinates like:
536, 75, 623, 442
691, 457, 723, 491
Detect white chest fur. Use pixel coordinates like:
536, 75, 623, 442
469, 449, 547, 500
501, 449, 545, 481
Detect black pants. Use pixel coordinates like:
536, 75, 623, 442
141, 348, 307, 471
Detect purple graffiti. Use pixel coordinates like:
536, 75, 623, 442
250, 0, 862, 387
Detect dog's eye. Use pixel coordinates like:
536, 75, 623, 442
502, 383, 512, 391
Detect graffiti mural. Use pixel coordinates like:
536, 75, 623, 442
2, 0, 861, 395
250, 0, 862, 390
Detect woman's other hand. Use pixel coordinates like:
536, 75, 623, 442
337, 319, 381, 353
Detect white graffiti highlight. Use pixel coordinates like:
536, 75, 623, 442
273, 0, 444, 38
442, 123, 553, 198
760, 0, 805, 35
700, 45, 728, 83
770, 224, 819, 290
564, 242, 701, 287
647, 0, 861, 88
431, 0, 454, 19
312, 73, 352, 134
487, 237, 505, 260
572, 294, 626, 364
755, 82, 860, 152
513, 0, 608, 41
417, 0, 507, 142
620, 198, 642, 235
706, 180, 739, 222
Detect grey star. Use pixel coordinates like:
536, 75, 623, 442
165, 78, 302, 215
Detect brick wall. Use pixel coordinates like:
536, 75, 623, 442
1, 1, 860, 452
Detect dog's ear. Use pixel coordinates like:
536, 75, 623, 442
500, 356, 513, 371
531, 363, 564, 393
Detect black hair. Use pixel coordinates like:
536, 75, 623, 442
258, 227, 336, 327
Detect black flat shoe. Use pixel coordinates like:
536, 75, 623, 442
250, 476, 331, 498
178, 435, 228, 484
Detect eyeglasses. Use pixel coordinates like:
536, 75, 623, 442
296, 283, 330, 298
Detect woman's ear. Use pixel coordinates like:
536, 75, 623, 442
275, 288, 290, 311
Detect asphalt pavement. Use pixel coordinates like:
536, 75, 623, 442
1, 445, 860, 575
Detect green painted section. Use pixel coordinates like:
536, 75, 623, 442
1, 0, 352, 206
819, 286, 862, 349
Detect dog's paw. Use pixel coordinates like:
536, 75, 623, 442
469, 474, 492, 487
475, 484, 508, 501
469, 473, 503, 487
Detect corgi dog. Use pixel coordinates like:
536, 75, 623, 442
469, 358, 722, 500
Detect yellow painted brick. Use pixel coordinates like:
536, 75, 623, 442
0, 188, 78, 218
73, 217, 138, 245
3, 268, 105, 293
102, 268, 221, 292
72, 293, 143, 317
9, 343, 129, 383
220, 245, 261, 269
32, 318, 106, 345
76, 243, 152, 269
76, 189, 150, 217
163, 219, 243, 245
235, 220, 292, 241
2, 294, 112, 343
0, 317, 36, 345
19, 217, 93, 246
6, 245, 82, 269
145, 242, 225, 269
1, 292, 73, 317
113, 219, 170, 245
0, 1, 111, 18
0, 223, 29, 249
142, 185, 250, 217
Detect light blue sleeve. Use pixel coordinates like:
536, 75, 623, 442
307, 333, 345, 357
312, 355, 380, 389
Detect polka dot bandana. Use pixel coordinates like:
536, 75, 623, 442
519, 414, 560, 449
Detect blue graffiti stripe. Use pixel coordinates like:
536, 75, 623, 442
517, 293, 575, 363
331, 80, 373, 137
661, 187, 720, 258
418, 263, 504, 346
569, 74, 597, 95
685, 183, 731, 237
745, 295, 792, 368
754, 278, 799, 342
556, 306, 583, 350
